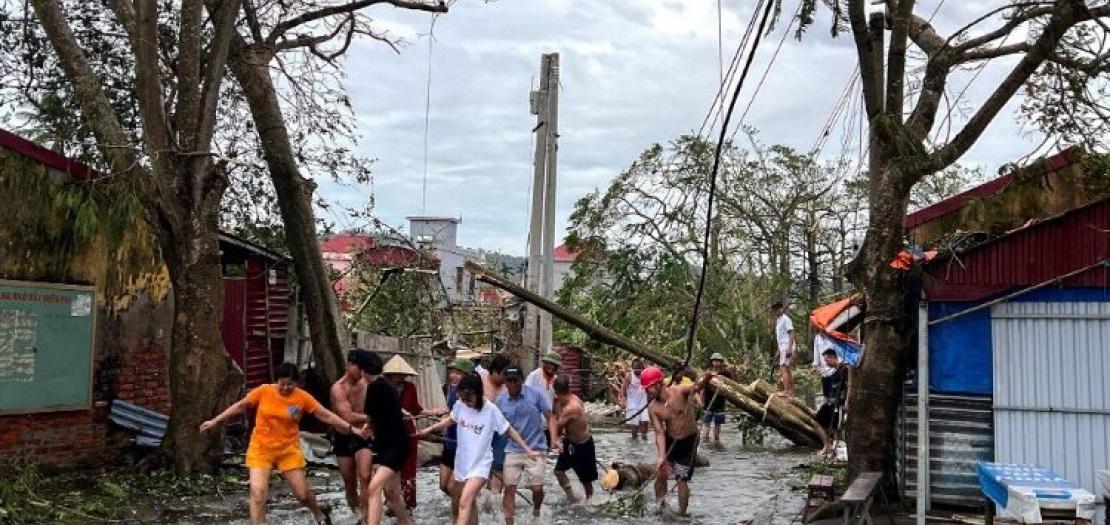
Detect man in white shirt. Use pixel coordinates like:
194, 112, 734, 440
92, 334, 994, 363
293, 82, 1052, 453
771, 300, 796, 399
524, 351, 560, 408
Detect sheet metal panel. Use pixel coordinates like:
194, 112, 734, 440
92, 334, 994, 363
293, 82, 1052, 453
898, 388, 995, 508
992, 301, 1110, 524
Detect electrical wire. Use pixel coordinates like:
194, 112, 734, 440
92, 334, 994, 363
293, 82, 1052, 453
731, 0, 805, 140
678, 0, 778, 382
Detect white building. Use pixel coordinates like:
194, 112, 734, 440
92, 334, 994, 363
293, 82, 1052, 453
407, 216, 481, 304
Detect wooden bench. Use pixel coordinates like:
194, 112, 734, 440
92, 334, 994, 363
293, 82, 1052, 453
841, 472, 886, 525
805, 474, 836, 520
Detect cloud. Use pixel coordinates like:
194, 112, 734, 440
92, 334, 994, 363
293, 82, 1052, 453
329, 0, 1044, 254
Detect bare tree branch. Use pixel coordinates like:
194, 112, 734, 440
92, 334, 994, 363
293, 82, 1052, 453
266, 0, 447, 46
242, 0, 265, 43
195, 0, 242, 150
886, 0, 917, 121
951, 3, 1056, 53
848, 0, 884, 119
926, 1, 1097, 174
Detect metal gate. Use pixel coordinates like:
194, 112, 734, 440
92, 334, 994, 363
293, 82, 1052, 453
992, 301, 1110, 522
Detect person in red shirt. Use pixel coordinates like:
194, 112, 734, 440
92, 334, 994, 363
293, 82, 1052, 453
201, 363, 367, 525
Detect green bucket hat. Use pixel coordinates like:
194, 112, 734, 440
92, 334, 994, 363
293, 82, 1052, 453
542, 351, 563, 367
709, 352, 725, 362
448, 357, 476, 375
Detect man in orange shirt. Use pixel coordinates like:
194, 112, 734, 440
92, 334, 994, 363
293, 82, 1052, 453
201, 363, 366, 525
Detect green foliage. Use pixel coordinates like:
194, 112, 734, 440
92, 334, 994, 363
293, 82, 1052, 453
556, 134, 854, 384
347, 264, 446, 338
0, 464, 244, 523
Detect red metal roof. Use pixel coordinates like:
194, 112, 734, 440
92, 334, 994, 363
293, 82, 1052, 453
904, 149, 1078, 229
321, 233, 375, 254
924, 198, 1110, 301
554, 244, 579, 262
0, 128, 100, 180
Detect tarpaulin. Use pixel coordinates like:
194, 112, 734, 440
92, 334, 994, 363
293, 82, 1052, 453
978, 462, 1097, 523
810, 296, 864, 367
927, 302, 993, 395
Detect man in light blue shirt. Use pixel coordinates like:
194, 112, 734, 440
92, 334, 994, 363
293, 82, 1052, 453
496, 365, 557, 524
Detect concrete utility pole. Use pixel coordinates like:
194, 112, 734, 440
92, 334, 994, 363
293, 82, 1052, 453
524, 53, 559, 370
540, 53, 559, 357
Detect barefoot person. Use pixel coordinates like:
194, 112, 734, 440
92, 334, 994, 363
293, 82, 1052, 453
618, 358, 649, 440
701, 353, 733, 447
771, 300, 796, 399
418, 374, 543, 525
552, 375, 598, 503
497, 365, 556, 525
200, 363, 363, 525
439, 357, 475, 521
815, 348, 848, 458
643, 366, 710, 515
330, 349, 373, 518
354, 351, 414, 525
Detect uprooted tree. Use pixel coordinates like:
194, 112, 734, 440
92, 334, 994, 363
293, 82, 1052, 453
795, 0, 1110, 474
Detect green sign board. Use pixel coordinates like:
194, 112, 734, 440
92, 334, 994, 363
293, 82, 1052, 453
0, 280, 96, 414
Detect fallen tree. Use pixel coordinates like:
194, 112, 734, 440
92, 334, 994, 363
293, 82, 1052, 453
465, 261, 825, 447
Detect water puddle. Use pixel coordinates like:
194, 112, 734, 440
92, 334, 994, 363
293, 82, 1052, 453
167, 426, 810, 524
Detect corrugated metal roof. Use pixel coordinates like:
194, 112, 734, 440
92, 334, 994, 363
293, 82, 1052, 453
924, 198, 1110, 301
898, 389, 994, 508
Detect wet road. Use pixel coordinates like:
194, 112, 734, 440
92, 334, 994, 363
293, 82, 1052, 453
172, 426, 810, 525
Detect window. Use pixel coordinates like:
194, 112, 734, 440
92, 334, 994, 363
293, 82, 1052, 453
455, 267, 464, 292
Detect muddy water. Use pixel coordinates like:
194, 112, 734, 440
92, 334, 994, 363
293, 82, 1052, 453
171, 427, 810, 525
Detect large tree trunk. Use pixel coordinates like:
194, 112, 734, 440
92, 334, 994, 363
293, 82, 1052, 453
226, 42, 347, 382
844, 159, 914, 476
159, 194, 244, 473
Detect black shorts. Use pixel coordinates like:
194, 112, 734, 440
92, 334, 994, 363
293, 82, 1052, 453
333, 433, 372, 458
439, 447, 457, 468
554, 437, 599, 483
816, 404, 840, 431
664, 434, 698, 481
372, 435, 411, 472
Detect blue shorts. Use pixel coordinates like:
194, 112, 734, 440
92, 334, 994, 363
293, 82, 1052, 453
703, 411, 726, 425
491, 432, 508, 472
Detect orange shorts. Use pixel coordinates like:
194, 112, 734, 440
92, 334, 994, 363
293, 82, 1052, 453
245, 441, 306, 472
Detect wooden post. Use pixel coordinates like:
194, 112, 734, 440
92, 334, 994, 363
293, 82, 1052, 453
466, 261, 826, 447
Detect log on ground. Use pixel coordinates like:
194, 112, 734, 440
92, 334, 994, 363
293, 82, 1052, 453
466, 261, 826, 448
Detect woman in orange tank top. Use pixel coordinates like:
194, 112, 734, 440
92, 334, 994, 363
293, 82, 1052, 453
201, 363, 367, 525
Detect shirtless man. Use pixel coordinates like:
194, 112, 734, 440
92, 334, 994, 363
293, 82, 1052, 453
551, 375, 598, 503
330, 349, 373, 518
642, 366, 710, 515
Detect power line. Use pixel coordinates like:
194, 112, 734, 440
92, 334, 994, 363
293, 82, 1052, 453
680, 0, 778, 377
730, 0, 804, 140
421, 14, 439, 214
698, 0, 765, 138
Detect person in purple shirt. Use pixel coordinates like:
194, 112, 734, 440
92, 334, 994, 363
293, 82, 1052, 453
496, 366, 557, 525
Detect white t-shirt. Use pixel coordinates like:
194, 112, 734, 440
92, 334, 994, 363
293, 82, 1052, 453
524, 368, 555, 407
450, 400, 510, 481
776, 314, 794, 351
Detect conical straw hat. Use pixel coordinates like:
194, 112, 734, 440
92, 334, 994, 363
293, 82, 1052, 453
383, 355, 418, 376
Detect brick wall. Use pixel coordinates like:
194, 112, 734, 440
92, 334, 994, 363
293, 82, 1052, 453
0, 293, 173, 467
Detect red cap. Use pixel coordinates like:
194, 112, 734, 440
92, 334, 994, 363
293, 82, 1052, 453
640, 366, 664, 390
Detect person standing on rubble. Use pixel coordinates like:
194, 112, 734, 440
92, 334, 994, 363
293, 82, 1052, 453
771, 300, 797, 399
200, 362, 364, 525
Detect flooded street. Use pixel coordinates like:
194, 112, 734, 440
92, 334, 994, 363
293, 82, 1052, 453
171, 425, 812, 525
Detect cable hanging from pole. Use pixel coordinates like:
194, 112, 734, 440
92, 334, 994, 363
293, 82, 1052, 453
675, 0, 778, 383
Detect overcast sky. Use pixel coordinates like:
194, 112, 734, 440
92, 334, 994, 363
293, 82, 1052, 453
320, 0, 1045, 254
